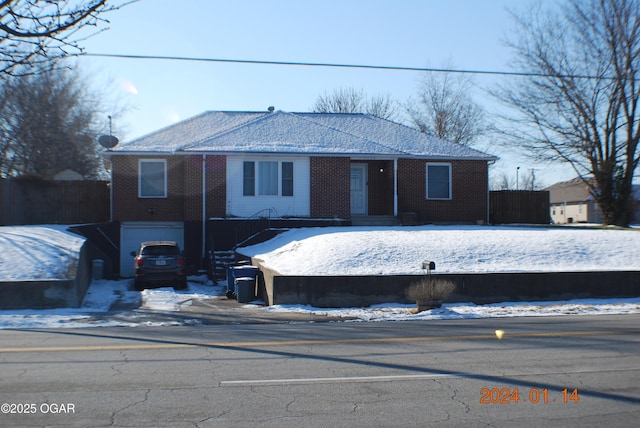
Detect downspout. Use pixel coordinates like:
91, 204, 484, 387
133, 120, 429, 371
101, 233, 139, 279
109, 153, 114, 222
202, 154, 207, 264
393, 158, 398, 216
486, 160, 493, 225
487, 176, 490, 225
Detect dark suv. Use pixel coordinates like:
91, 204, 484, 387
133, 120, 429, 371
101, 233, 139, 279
131, 241, 187, 290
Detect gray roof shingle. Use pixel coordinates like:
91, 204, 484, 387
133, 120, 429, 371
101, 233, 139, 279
112, 110, 496, 160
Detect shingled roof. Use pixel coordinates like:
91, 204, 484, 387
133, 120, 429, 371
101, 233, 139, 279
111, 110, 496, 160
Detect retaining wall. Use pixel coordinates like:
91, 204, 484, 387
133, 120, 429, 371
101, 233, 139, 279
0, 242, 93, 309
254, 261, 640, 307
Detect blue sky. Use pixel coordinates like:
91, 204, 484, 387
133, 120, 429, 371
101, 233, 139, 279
79, 0, 574, 186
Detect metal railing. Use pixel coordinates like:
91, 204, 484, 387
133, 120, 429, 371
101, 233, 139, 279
233, 208, 277, 249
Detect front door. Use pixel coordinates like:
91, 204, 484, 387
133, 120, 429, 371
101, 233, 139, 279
350, 163, 368, 215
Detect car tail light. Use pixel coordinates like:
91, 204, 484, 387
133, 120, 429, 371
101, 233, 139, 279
136, 258, 144, 267
177, 257, 185, 266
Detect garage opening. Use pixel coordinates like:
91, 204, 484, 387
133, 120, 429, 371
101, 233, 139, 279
120, 222, 184, 277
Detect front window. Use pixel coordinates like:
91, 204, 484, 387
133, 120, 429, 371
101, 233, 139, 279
139, 159, 167, 198
426, 163, 451, 200
258, 161, 278, 196
243, 160, 294, 197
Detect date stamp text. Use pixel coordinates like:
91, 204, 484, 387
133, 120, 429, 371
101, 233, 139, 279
480, 388, 579, 404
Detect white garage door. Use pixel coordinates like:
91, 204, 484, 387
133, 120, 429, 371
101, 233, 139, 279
120, 222, 184, 277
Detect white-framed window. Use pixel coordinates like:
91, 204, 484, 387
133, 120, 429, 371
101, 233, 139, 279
426, 162, 452, 200
139, 159, 167, 198
243, 160, 294, 197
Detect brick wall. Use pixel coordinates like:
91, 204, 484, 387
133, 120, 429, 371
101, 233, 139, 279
397, 159, 488, 223
205, 155, 226, 218
111, 154, 226, 222
310, 157, 350, 219
112, 154, 488, 224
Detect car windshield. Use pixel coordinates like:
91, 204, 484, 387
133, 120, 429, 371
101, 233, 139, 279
141, 245, 180, 256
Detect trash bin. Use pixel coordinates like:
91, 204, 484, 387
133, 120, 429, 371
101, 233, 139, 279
233, 265, 259, 279
226, 265, 260, 299
235, 277, 256, 303
92, 259, 104, 280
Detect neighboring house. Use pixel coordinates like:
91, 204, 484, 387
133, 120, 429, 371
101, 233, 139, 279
106, 110, 497, 276
546, 178, 601, 224
546, 177, 640, 224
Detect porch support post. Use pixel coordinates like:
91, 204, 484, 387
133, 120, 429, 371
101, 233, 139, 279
393, 158, 398, 216
202, 154, 207, 261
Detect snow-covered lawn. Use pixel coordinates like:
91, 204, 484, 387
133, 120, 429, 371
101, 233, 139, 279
238, 225, 640, 275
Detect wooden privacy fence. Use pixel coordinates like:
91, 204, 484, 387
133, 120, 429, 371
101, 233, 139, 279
490, 190, 550, 225
0, 178, 110, 225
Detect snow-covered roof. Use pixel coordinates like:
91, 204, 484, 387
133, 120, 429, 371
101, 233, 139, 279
111, 110, 497, 160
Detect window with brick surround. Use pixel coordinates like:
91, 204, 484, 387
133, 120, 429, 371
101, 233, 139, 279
139, 159, 167, 198
426, 163, 451, 200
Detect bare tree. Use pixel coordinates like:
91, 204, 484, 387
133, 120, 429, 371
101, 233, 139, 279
312, 87, 398, 120
491, 172, 515, 191
0, 0, 133, 78
498, 0, 640, 226
405, 67, 487, 146
0, 64, 119, 178
490, 168, 540, 191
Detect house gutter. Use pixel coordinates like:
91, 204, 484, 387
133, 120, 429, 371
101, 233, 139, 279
108, 150, 498, 162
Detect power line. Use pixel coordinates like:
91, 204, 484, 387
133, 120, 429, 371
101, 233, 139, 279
81, 52, 611, 80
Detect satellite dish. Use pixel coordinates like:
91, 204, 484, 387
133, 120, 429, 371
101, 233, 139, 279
98, 135, 119, 149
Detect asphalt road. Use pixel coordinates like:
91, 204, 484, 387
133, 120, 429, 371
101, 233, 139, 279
1, 314, 639, 427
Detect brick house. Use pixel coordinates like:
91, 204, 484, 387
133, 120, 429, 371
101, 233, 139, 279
107, 110, 497, 276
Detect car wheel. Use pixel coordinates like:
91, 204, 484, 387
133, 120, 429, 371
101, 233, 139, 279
134, 280, 145, 291
173, 281, 188, 291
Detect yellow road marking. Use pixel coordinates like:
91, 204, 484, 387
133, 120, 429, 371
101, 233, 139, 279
1, 329, 638, 353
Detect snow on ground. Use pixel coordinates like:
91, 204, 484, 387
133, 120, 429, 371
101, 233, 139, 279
1, 224, 639, 329
0, 225, 86, 280
0, 276, 224, 329
0, 276, 638, 328
256, 298, 640, 322
239, 225, 640, 275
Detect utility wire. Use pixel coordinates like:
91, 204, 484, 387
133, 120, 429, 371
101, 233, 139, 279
82, 52, 612, 80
